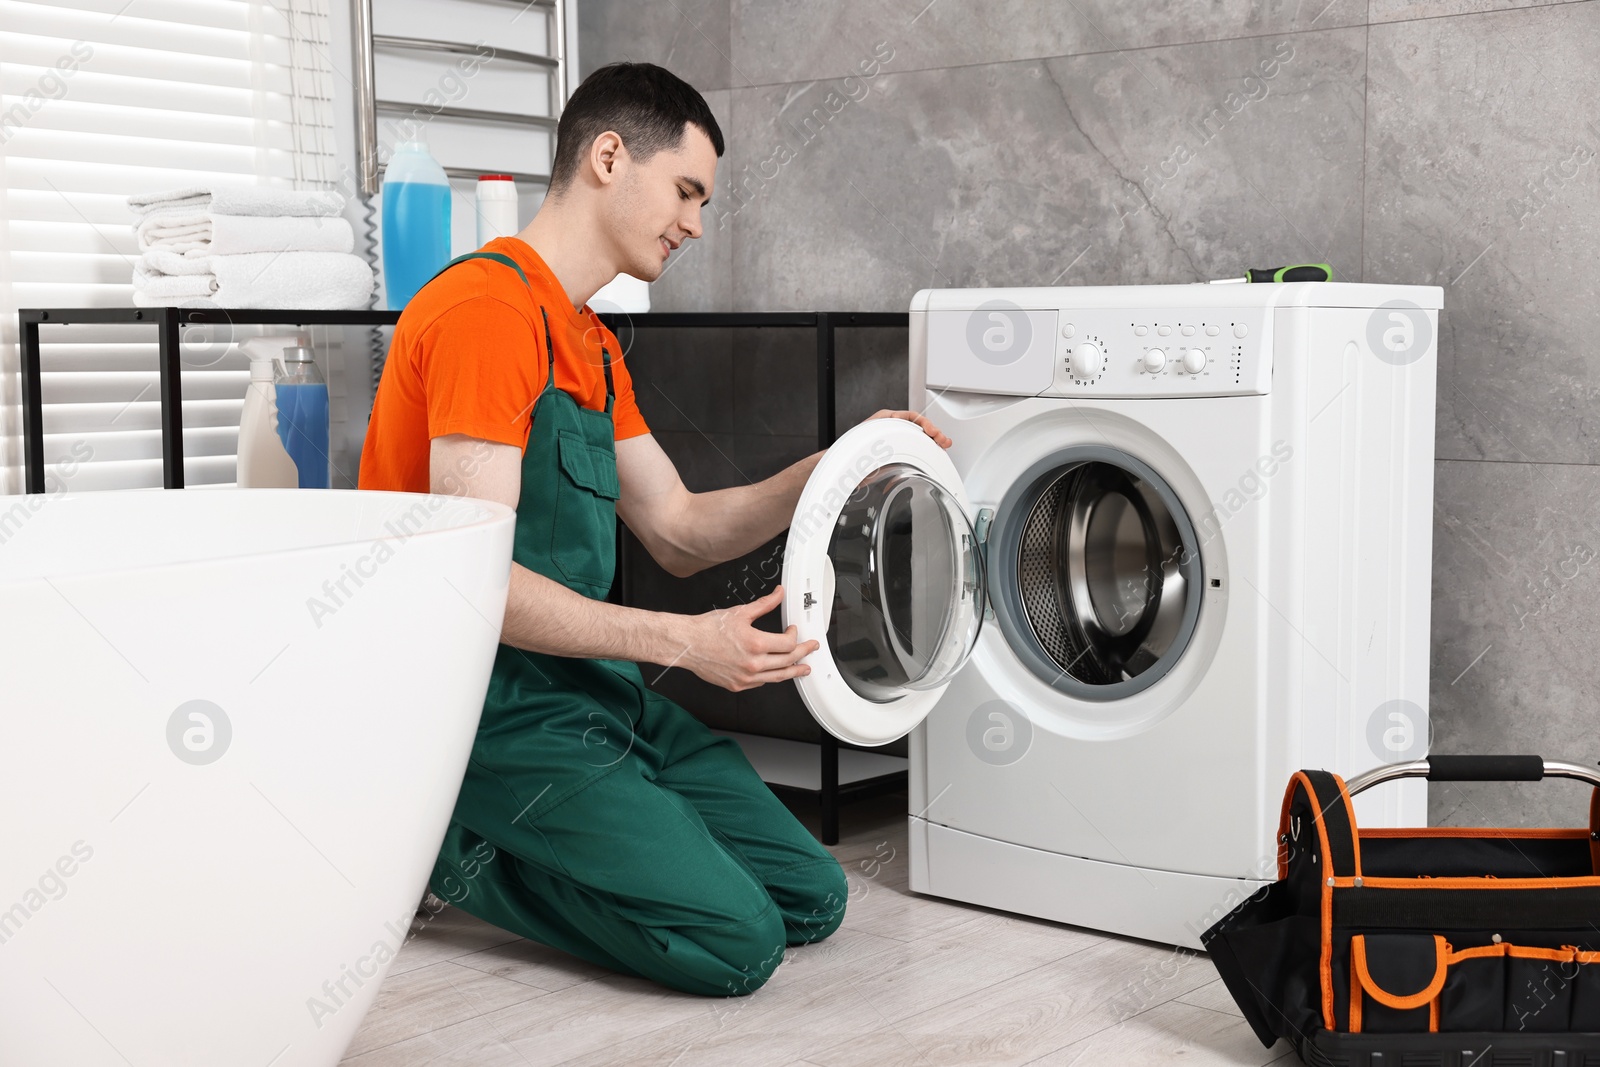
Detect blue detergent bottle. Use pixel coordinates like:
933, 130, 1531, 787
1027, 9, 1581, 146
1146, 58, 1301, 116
381, 135, 452, 310
273, 345, 330, 489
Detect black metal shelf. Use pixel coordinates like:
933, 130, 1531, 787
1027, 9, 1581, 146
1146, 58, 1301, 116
18, 306, 401, 494
17, 305, 911, 844
19, 308, 402, 327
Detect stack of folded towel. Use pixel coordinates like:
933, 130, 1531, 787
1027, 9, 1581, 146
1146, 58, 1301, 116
127, 186, 375, 309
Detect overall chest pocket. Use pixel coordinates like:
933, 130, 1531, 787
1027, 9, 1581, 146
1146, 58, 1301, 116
551, 430, 620, 592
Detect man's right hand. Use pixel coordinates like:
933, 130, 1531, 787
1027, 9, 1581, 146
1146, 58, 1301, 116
674, 585, 820, 692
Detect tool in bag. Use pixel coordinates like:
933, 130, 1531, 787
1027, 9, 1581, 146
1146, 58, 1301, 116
1203, 755, 1600, 1066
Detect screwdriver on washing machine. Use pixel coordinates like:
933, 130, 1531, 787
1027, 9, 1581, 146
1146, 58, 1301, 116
1205, 262, 1333, 283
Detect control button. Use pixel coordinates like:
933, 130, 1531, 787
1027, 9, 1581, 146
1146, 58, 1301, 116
1134, 325, 1148, 337
1183, 348, 1207, 374
1062, 323, 1076, 339
1157, 325, 1172, 337
1181, 325, 1195, 337
1233, 323, 1249, 338
1070, 341, 1104, 377
1205, 324, 1221, 336
1142, 348, 1167, 374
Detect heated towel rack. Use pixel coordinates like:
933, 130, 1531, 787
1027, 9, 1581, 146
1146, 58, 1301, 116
353, 0, 571, 195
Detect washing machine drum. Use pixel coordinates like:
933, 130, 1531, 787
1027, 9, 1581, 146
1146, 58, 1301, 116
996, 451, 1203, 699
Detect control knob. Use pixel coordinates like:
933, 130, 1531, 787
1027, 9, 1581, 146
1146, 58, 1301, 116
1142, 348, 1167, 373
1070, 341, 1104, 377
1182, 348, 1207, 374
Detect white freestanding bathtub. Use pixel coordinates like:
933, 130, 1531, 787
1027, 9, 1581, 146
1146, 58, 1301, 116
0, 487, 515, 1066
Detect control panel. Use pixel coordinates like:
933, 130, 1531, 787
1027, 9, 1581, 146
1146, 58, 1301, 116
1044, 311, 1271, 397
923, 305, 1272, 398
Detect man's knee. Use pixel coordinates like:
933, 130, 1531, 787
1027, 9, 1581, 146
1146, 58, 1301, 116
780, 856, 849, 945
709, 855, 848, 995
712, 906, 788, 997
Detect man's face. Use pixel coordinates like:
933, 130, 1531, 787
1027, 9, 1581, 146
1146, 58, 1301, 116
604, 123, 718, 283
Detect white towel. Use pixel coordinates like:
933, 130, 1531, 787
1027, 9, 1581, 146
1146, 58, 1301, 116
140, 249, 220, 275
134, 213, 355, 256
127, 185, 345, 218
131, 266, 216, 299
131, 251, 374, 310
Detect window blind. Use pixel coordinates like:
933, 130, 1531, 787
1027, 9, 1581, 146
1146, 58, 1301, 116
0, 0, 344, 494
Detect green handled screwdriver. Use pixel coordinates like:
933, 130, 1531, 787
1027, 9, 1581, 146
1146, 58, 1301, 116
1208, 263, 1333, 284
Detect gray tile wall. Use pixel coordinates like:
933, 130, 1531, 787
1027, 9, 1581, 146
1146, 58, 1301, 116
585, 1, 1600, 826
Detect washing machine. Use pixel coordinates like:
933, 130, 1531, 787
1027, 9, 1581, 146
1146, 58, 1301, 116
781, 281, 1442, 948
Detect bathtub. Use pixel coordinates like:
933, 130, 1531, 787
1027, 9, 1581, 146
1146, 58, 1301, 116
0, 487, 515, 1066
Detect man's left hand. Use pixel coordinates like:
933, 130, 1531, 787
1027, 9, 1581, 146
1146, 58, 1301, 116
861, 409, 952, 449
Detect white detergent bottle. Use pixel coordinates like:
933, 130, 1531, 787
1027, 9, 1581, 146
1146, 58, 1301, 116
237, 335, 304, 488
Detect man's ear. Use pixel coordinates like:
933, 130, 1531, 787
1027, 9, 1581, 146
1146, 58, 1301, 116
589, 131, 625, 187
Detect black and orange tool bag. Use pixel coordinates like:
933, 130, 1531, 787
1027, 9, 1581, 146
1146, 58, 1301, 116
1203, 756, 1600, 1066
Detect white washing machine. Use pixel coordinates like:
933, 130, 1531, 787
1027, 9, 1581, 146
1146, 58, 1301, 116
782, 282, 1441, 949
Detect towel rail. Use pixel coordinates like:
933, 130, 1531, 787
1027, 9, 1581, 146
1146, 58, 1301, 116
353, 0, 379, 196
373, 34, 559, 71
440, 166, 548, 185
374, 100, 558, 130
552, 0, 569, 110
352, 0, 569, 197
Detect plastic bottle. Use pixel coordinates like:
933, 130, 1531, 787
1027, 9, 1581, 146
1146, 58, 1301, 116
273, 345, 331, 489
237, 335, 304, 488
475, 175, 518, 246
381, 134, 452, 310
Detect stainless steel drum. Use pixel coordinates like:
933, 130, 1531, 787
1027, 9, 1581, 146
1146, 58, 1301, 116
992, 447, 1203, 700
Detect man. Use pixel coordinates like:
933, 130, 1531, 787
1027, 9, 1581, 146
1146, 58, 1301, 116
357, 63, 949, 997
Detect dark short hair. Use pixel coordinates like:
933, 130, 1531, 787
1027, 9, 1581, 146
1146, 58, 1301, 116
549, 63, 724, 193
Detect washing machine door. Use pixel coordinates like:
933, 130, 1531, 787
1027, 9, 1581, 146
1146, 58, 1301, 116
780, 418, 986, 746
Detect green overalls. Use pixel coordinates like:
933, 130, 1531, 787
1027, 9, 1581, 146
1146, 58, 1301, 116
423, 252, 846, 997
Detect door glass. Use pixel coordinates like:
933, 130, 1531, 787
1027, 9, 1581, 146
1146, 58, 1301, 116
825, 463, 985, 703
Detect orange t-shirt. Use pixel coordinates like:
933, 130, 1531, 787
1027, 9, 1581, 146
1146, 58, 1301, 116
357, 237, 648, 494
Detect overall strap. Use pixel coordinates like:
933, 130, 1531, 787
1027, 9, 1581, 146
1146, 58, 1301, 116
537, 306, 556, 391
600, 345, 615, 414
425, 252, 597, 411
422, 251, 530, 289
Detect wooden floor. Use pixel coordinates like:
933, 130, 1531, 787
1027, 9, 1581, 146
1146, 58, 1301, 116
339, 792, 1297, 1066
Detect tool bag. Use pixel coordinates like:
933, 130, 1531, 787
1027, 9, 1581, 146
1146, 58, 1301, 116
1203, 756, 1600, 1067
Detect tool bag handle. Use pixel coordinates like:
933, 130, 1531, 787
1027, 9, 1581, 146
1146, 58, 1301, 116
1344, 756, 1600, 795
1317, 757, 1600, 881
1277, 758, 1600, 883
1278, 770, 1361, 880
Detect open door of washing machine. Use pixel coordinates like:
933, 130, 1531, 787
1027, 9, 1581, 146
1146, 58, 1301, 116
780, 418, 985, 747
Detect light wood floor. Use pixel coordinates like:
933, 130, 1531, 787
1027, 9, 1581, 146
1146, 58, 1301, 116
339, 792, 1297, 1066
